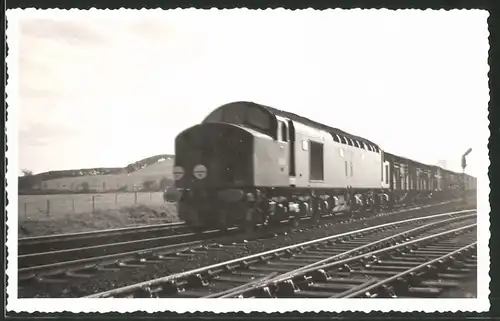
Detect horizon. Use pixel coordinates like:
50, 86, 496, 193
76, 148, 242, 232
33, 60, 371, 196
12, 9, 489, 178
18, 150, 473, 178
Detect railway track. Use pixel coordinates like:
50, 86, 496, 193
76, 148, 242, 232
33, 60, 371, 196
19, 221, 189, 255
86, 209, 476, 298
18, 201, 458, 285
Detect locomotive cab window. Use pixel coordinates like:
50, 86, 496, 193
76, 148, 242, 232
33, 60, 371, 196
332, 134, 340, 143
309, 141, 324, 181
244, 106, 272, 133
339, 136, 347, 145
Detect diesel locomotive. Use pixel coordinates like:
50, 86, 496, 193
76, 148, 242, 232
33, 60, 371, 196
164, 101, 476, 231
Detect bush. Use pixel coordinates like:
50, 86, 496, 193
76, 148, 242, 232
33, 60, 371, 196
159, 177, 172, 190
117, 185, 128, 192
80, 182, 90, 192
142, 180, 157, 191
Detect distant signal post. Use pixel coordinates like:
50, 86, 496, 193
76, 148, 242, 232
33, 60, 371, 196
461, 148, 472, 204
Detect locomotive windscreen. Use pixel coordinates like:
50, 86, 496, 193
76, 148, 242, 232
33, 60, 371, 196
174, 123, 254, 189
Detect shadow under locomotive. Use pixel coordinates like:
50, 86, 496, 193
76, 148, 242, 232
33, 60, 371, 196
164, 101, 476, 232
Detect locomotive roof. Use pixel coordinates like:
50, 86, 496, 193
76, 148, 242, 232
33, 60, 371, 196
211, 101, 380, 149
255, 102, 380, 148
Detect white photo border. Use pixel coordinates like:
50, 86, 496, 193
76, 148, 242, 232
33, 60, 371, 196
5, 8, 491, 314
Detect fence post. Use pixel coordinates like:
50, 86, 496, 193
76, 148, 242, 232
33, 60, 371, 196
92, 195, 95, 213
24, 202, 27, 218
135, 192, 138, 204
46, 199, 50, 217
72, 199, 75, 214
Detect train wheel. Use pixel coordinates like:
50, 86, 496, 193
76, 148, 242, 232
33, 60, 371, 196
290, 216, 300, 228
218, 213, 229, 232
244, 209, 256, 235
310, 197, 321, 224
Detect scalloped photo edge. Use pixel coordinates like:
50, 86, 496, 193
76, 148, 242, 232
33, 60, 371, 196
5, 8, 491, 313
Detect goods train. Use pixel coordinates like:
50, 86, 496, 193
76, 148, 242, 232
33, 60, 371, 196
164, 101, 477, 231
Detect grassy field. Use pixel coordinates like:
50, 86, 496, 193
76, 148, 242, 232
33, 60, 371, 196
18, 192, 180, 237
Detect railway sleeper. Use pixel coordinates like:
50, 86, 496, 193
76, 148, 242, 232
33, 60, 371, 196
33, 274, 70, 284
305, 250, 349, 255
215, 274, 258, 284
267, 261, 312, 268
64, 271, 95, 278
374, 260, 424, 266
96, 265, 121, 272
138, 259, 167, 264
279, 257, 324, 264
365, 265, 421, 271
115, 261, 146, 268
410, 250, 461, 255
405, 287, 443, 297
307, 281, 363, 292
235, 270, 274, 277
248, 265, 292, 273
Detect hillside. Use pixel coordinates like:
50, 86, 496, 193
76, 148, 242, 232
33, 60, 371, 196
19, 154, 175, 194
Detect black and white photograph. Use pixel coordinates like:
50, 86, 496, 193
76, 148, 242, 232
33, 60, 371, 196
6, 8, 490, 313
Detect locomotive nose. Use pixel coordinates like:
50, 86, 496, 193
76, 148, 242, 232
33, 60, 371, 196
174, 123, 254, 188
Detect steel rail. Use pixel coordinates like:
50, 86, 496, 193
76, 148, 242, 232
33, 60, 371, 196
19, 221, 188, 254
225, 223, 476, 298
18, 240, 205, 280
18, 229, 235, 268
213, 213, 476, 298
339, 242, 477, 298
20, 221, 186, 244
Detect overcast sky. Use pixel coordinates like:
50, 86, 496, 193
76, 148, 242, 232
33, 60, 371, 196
10, 9, 489, 176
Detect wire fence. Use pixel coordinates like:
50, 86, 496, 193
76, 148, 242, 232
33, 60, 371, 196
18, 192, 166, 219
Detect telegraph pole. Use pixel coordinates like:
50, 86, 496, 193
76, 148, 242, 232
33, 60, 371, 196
461, 148, 472, 203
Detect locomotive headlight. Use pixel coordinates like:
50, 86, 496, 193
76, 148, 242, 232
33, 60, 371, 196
173, 166, 185, 181
193, 164, 208, 180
